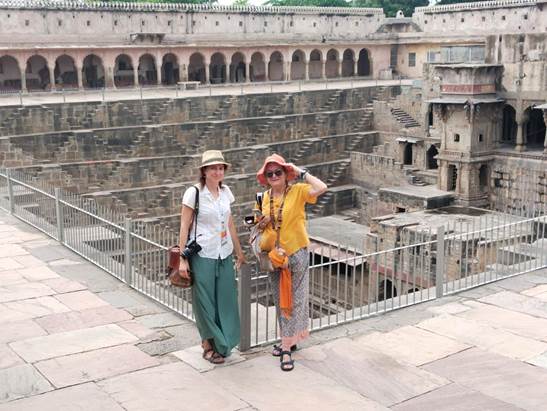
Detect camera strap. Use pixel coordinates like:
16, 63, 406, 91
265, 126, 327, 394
192, 185, 199, 240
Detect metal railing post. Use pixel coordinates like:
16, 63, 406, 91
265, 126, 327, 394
124, 218, 132, 284
54, 188, 64, 243
6, 168, 14, 214
238, 263, 252, 352
435, 225, 445, 298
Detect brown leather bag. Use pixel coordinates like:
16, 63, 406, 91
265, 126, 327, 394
167, 245, 193, 288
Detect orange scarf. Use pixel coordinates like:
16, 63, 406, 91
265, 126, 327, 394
268, 248, 292, 319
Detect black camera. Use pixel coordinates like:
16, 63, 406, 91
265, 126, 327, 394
181, 239, 202, 259
244, 215, 255, 225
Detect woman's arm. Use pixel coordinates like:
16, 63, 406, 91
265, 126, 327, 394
289, 163, 328, 197
178, 204, 194, 279
228, 214, 246, 269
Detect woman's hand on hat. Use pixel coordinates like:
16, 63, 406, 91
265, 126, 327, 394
287, 162, 303, 175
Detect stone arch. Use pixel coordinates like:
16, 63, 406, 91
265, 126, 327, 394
502, 104, 517, 144
448, 164, 458, 192
113, 54, 134, 88
230, 52, 246, 83
269, 51, 284, 81
54, 54, 77, 89
325, 49, 339, 78
342, 49, 354, 77
138, 54, 157, 86
479, 164, 489, 190
161, 53, 179, 85
309, 49, 322, 79
357, 48, 372, 76
26, 55, 50, 91
290, 49, 305, 80
250, 52, 266, 82
82, 54, 105, 89
403, 143, 413, 165
0, 55, 22, 91
209, 52, 227, 84
426, 145, 438, 170
524, 106, 546, 149
188, 52, 206, 83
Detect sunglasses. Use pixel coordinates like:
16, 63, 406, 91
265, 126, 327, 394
265, 168, 284, 179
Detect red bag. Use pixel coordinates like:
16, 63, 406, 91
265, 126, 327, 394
167, 245, 193, 288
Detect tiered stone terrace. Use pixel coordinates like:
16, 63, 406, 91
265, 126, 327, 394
0, 86, 392, 229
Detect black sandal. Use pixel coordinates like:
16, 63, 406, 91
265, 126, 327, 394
272, 344, 297, 357
280, 351, 294, 372
202, 349, 225, 364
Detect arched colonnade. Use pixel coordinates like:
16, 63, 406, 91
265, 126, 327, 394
0, 47, 373, 92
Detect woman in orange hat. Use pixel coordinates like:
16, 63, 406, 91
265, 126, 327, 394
178, 150, 245, 364
255, 153, 327, 371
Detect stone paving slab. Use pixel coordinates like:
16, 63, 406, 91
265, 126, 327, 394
526, 352, 547, 369
3, 296, 71, 319
35, 344, 160, 388
0, 344, 24, 370
297, 337, 449, 407
206, 354, 389, 411
98, 362, 248, 411
479, 290, 547, 319
49, 263, 122, 292
422, 348, 547, 411
0, 320, 46, 344
40, 277, 87, 294
0, 363, 53, 403
355, 325, 470, 366
171, 345, 246, 373
522, 284, 547, 302
0, 258, 24, 271
0, 244, 28, 258
458, 300, 547, 340
391, 383, 523, 411
417, 314, 547, 361
35, 305, 133, 334
117, 320, 161, 341
0, 282, 55, 303
136, 312, 188, 329
12, 255, 48, 268
54, 290, 109, 311
9, 324, 138, 363
0, 270, 27, 286
17, 266, 60, 281
0, 383, 125, 411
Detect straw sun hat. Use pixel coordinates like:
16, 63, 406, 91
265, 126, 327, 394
200, 150, 230, 169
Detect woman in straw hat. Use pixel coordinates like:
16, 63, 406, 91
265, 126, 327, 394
179, 150, 245, 364
255, 153, 327, 371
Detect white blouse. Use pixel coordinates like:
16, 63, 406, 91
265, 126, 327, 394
182, 184, 235, 259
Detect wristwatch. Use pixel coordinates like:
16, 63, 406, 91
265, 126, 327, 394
300, 169, 309, 180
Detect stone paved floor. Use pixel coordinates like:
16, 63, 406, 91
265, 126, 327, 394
0, 78, 413, 107
1, 209, 547, 410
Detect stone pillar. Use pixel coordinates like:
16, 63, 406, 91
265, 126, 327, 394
304, 60, 309, 81
133, 66, 139, 87
76, 65, 83, 90
20, 68, 27, 92
265, 60, 270, 81
223, 64, 228, 83
204, 60, 210, 84
515, 120, 525, 152
180, 63, 188, 82
105, 66, 115, 89
49, 65, 55, 90
245, 62, 250, 83
337, 59, 342, 77
543, 111, 547, 154
353, 59, 358, 77
285, 62, 290, 81
156, 63, 162, 86
321, 59, 326, 79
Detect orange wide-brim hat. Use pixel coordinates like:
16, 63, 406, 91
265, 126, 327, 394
256, 153, 298, 186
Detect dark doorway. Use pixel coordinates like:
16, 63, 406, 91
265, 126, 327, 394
427, 145, 438, 169
525, 108, 546, 149
448, 165, 458, 191
502, 105, 517, 144
357, 48, 371, 76
403, 143, 413, 165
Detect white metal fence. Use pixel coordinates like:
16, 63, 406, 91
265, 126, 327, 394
0, 167, 545, 351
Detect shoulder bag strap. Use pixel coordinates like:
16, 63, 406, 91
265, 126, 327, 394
192, 185, 199, 240
269, 187, 289, 248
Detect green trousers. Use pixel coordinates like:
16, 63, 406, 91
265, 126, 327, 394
190, 254, 240, 357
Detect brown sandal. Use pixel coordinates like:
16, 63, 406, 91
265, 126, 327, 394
202, 349, 225, 364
